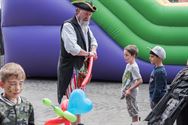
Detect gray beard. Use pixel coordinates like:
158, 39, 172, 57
80, 20, 89, 27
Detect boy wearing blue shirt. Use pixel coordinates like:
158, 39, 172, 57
149, 46, 167, 109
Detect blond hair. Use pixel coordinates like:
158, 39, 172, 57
0, 62, 26, 82
124, 44, 139, 56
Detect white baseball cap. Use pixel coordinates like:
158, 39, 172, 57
149, 46, 166, 60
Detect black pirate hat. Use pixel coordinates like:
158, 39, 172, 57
72, 0, 97, 12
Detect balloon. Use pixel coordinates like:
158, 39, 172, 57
61, 99, 69, 111
53, 106, 77, 122
42, 98, 77, 123
44, 117, 70, 125
42, 98, 52, 107
68, 89, 93, 115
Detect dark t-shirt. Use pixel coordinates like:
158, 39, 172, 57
149, 66, 167, 103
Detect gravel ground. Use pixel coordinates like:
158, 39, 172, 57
1, 79, 151, 125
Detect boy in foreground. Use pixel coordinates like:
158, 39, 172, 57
0, 62, 34, 125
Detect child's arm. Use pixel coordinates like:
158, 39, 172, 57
125, 78, 143, 96
125, 65, 143, 96
28, 103, 35, 125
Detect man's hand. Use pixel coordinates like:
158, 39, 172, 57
88, 51, 98, 60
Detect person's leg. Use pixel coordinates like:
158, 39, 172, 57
71, 122, 77, 125
57, 61, 73, 104
77, 115, 81, 124
126, 95, 139, 123
70, 66, 87, 125
132, 115, 139, 122
71, 115, 82, 125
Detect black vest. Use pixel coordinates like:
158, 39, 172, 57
60, 16, 91, 69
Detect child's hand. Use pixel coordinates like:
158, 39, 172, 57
125, 89, 131, 96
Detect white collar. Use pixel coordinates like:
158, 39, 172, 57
0, 93, 21, 106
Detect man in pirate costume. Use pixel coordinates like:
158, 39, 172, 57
57, 0, 98, 124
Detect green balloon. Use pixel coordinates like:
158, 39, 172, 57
42, 98, 52, 107
54, 106, 64, 117
42, 98, 77, 122
53, 106, 77, 122
63, 111, 77, 123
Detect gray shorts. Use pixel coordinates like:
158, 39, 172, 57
125, 95, 139, 117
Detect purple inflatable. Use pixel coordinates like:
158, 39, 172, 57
1, 0, 184, 82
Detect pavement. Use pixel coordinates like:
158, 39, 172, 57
0, 79, 151, 125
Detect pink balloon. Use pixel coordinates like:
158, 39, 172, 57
61, 99, 69, 111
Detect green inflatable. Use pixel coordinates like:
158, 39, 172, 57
92, 0, 188, 65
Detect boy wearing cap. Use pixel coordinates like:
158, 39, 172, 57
58, 0, 98, 125
149, 46, 167, 109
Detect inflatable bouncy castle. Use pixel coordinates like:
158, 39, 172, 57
1, 0, 188, 82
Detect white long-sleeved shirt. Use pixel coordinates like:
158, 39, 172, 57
61, 21, 98, 56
